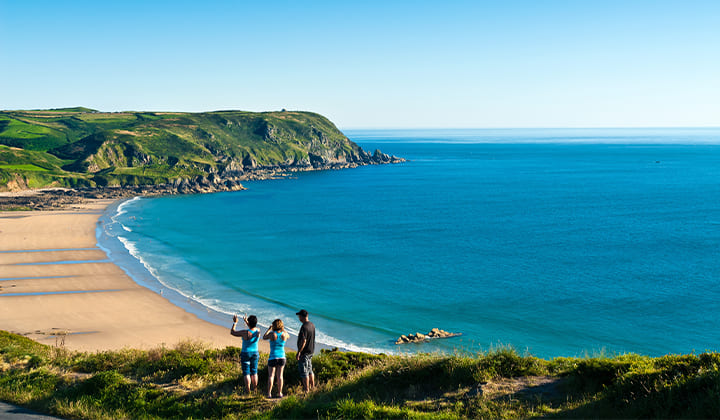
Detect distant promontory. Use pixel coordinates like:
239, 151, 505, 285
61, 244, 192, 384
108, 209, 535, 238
0, 108, 403, 196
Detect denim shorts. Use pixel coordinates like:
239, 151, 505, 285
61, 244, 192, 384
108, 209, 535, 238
240, 352, 259, 376
298, 353, 313, 378
268, 358, 286, 368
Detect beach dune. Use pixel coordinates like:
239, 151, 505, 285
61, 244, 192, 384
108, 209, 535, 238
0, 199, 268, 352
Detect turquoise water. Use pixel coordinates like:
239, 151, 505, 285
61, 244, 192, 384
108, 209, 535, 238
99, 128, 720, 358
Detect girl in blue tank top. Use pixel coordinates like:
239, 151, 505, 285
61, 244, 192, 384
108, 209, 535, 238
263, 318, 290, 398
269, 331, 286, 359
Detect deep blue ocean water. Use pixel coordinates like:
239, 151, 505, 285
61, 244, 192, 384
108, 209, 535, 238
99, 128, 720, 358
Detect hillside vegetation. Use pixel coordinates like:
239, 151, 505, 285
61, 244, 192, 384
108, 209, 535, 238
1, 331, 718, 419
0, 108, 399, 191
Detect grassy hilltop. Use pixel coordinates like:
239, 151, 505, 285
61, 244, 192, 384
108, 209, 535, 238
0, 331, 718, 419
0, 108, 396, 191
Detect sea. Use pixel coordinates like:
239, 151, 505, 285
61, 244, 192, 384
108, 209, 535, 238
97, 128, 720, 359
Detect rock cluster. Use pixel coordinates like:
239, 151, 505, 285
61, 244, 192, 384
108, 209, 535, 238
170, 175, 246, 195
370, 149, 403, 164
0, 179, 246, 211
395, 328, 462, 345
218, 146, 404, 175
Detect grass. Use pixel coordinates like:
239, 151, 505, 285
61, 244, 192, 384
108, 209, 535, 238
1, 331, 718, 419
0, 117, 69, 151
0, 164, 49, 172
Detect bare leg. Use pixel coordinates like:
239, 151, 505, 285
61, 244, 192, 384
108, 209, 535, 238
276, 365, 285, 397
267, 365, 276, 397
251, 374, 258, 392
243, 375, 251, 393
308, 372, 315, 390
301, 376, 310, 392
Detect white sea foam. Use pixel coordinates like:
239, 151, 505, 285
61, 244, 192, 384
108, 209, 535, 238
111, 197, 142, 230
115, 236, 255, 322
194, 297, 251, 317
115, 236, 183, 299
115, 196, 141, 217
116, 237, 210, 314
117, 236, 159, 278
314, 332, 391, 354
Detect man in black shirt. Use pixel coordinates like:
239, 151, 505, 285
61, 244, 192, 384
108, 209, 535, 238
296, 309, 315, 392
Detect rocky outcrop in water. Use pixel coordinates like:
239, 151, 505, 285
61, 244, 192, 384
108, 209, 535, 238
395, 328, 462, 345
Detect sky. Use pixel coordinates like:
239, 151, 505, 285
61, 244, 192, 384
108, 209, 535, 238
1, 0, 718, 128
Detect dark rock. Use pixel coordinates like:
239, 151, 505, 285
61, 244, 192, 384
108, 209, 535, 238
308, 153, 326, 167
372, 149, 391, 163
242, 154, 257, 168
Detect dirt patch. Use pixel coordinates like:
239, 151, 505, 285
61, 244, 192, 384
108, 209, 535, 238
477, 375, 568, 405
402, 375, 568, 412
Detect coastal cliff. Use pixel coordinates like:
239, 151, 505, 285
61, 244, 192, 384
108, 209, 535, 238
0, 108, 403, 193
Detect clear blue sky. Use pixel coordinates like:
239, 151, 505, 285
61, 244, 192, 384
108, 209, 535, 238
1, 0, 718, 128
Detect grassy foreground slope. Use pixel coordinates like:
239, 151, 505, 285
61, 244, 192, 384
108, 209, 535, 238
1, 331, 718, 419
0, 108, 393, 191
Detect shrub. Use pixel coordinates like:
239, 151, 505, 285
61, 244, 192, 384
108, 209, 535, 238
474, 347, 548, 380
314, 349, 386, 383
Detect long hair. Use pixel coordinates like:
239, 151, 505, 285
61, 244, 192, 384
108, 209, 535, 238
271, 319, 284, 332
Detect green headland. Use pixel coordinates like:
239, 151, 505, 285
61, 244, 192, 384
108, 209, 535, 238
0, 108, 401, 192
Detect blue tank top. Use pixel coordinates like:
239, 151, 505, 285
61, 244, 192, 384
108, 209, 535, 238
241, 329, 259, 354
269, 331, 286, 360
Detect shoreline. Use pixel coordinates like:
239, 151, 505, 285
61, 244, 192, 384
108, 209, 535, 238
98, 195, 332, 353
0, 198, 270, 353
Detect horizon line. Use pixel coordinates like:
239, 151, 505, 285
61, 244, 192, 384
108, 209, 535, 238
340, 126, 720, 131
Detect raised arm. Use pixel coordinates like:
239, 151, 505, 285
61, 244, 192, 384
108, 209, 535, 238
263, 326, 275, 340
230, 314, 246, 338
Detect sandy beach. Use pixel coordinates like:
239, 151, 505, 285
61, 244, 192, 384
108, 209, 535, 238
0, 198, 269, 353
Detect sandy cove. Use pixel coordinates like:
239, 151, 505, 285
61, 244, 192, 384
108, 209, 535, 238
0, 199, 269, 353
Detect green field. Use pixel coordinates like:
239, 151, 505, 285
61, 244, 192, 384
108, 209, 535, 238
0, 164, 49, 172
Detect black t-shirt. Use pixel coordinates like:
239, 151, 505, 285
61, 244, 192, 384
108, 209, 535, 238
297, 321, 315, 355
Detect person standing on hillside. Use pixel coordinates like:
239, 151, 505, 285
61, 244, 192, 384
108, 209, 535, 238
263, 318, 290, 398
231, 314, 260, 393
295, 309, 316, 392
